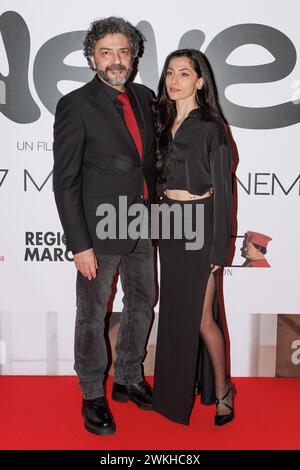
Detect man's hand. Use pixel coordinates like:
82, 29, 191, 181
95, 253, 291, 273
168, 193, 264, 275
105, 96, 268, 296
74, 248, 98, 280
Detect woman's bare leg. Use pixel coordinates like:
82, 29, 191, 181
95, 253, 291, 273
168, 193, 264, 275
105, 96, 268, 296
199, 273, 232, 415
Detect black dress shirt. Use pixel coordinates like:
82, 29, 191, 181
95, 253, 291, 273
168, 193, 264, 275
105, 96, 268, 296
99, 76, 144, 141
161, 107, 232, 265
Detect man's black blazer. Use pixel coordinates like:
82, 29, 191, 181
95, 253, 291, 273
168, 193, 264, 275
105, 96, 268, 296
53, 75, 156, 255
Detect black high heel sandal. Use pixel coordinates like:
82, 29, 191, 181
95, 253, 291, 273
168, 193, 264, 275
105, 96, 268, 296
214, 382, 236, 427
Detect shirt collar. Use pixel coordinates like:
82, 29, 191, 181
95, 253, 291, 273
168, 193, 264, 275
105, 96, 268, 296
95, 74, 131, 102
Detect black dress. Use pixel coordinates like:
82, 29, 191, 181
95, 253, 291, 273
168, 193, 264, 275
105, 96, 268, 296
152, 108, 232, 425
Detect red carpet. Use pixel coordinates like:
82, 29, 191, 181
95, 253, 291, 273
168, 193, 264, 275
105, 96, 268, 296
0, 377, 299, 450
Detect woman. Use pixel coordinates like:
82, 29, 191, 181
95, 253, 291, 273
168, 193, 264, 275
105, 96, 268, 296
152, 49, 235, 426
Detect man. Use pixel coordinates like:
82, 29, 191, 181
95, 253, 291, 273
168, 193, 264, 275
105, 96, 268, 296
242, 231, 272, 267
53, 17, 156, 436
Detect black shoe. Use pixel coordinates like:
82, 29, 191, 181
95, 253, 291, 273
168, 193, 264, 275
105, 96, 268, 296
112, 379, 152, 410
214, 382, 236, 427
82, 396, 116, 435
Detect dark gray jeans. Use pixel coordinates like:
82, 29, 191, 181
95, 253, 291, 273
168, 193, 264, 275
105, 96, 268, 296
74, 237, 156, 399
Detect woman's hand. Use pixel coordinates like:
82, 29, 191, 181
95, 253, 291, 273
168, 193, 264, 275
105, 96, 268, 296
210, 264, 221, 272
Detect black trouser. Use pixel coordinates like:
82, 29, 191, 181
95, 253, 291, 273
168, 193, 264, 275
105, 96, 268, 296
74, 237, 156, 399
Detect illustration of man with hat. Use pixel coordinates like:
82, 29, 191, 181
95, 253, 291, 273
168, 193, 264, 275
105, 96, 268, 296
242, 231, 272, 267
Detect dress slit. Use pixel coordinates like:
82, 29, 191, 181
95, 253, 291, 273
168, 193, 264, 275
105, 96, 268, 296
196, 271, 225, 405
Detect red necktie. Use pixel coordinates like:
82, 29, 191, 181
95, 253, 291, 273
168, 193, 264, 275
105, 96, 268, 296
117, 93, 148, 200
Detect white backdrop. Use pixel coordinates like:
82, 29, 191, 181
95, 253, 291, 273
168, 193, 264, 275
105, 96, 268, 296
0, 0, 299, 376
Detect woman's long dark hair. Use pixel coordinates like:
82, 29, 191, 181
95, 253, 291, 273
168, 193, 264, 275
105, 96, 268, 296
153, 49, 227, 180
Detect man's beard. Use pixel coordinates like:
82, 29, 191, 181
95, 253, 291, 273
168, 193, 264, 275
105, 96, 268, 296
97, 63, 133, 86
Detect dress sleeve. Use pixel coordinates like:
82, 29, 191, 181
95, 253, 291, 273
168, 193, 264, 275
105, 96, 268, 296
208, 124, 233, 266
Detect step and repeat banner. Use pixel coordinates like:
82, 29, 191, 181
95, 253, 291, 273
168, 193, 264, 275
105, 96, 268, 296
0, 0, 299, 376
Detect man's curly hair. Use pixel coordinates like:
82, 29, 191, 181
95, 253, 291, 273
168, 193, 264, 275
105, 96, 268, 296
83, 17, 145, 69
